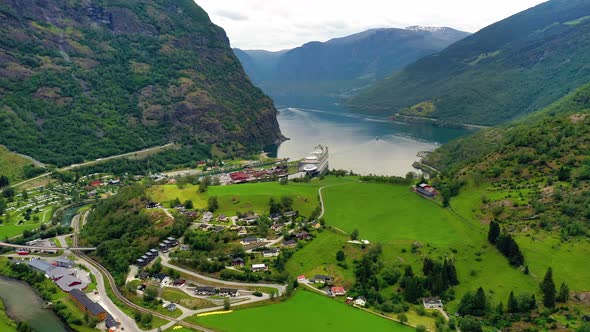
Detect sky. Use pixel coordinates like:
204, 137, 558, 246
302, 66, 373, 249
195, 0, 548, 51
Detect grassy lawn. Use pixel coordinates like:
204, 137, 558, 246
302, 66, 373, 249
321, 182, 539, 310
285, 230, 362, 288
161, 287, 215, 310
187, 290, 413, 332
516, 233, 590, 291
148, 177, 354, 218
0, 205, 55, 239
0, 145, 34, 183
323, 182, 469, 246
0, 299, 17, 332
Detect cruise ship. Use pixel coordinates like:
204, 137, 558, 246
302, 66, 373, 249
299, 145, 329, 176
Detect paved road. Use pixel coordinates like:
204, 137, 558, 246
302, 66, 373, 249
160, 253, 287, 296
72, 213, 216, 332
68, 214, 142, 332
0, 241, 96, 251
11, 143, 176, 188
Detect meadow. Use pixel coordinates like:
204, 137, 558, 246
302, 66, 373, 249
148, 177, 354, 218
0, 145, 34, 183
321, 181, 538, 309
187, 290, 413, 332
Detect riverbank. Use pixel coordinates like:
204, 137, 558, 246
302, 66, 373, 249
391, 113, 489, 130
0, 298, 17, 332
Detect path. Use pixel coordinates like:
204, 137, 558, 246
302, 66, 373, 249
11, 143, 176, 188
159, 253, 287, 295
72, 212, 216, 332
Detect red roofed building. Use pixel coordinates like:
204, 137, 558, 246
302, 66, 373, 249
90, 180, 102, 187
230, 172, 250, 183
330, 286, 346, 296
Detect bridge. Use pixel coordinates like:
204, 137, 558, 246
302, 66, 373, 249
0, 242, 97, 251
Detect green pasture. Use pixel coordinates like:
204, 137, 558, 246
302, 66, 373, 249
187, 290, 413, 332
148, 177, 353, 217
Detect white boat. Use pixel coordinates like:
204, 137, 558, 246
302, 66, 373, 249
299, 145, 329, 176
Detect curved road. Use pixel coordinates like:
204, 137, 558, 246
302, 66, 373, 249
159, 254, 287, 296
72, 213, 215, 332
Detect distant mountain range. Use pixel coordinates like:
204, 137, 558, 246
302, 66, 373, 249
349, 0, 590, 126
234, 26, 469, 109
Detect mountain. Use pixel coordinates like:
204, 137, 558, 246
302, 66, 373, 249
234, 26, 469, 109
424, 82, 590, 236
0, 0, 283, 166
349, 0, 590, 126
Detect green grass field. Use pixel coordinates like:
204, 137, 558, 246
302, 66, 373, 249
148, 177, 355, 218
286, 230, 361, 288
161, 287, 215, 310
0, 299, 17, 332
323, 183, 468, 245
0, 145, 34, 183
187, 290, 413, 332
0, 205, 54, 239
320, 181, 539, 310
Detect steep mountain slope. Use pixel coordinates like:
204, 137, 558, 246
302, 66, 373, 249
0, 0, 283, 166
234, 27, 469, 108
425, 82, 590, 236
349, 0, 590, 126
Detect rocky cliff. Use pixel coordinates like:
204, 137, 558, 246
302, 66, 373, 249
0, 0, 283, 165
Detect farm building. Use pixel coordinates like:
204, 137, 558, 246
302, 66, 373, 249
423, 297, 443, 309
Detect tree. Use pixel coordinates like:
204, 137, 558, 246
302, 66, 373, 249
459, 316, 483, 332
140, 313, 153, 328
183, 200, 193, 209
557, 282, 569, 303
0, 175, 9, 188
336, 250, 345, 262
508, 291, 518, 313
487, 221, 500, 244
397, 313, 408, 325
223, 297, 231, 311
143, 286, 158, 303
207, 196, 219, 212
198, 176, 211, 193
540, 267, 556, 308
350, 229, 359, 241
415, 325, 427, 332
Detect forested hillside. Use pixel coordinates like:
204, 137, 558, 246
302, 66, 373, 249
0, 0, 283, 166
426, 82, 590, 237
80, 185, 188, 284
235, 27, 468, 108
350, 0, 590, 126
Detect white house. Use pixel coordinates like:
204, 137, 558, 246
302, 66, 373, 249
262, 248, 280, 257
423, 297, 443, 309
354, 296, 367, 307
202, 211, 214, 223
251, 264, 268, 272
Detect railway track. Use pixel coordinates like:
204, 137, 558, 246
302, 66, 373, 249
73, 214, 214, 332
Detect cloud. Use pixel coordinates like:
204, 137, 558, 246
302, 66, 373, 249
195, 0, 548, 51
214, 9, 248, 21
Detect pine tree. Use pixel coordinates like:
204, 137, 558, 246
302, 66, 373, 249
444, 259, 459, 286
488, 221, 500, 244
508, 291, 519, 313
557, 282, 569, 303
530, 294, 536, 310
474, 287, 487, 316
540, 267, 556, 308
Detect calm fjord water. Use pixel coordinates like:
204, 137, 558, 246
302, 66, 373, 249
271, 108, 471, 176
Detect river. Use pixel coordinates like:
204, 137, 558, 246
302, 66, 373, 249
268, 108, 472, 176
0, 276, 69, 332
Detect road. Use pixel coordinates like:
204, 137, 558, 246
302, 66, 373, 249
11, 143, 176, 188
71, 213, 216, 332
0, 241, 96, 251
159, 253, 287, 296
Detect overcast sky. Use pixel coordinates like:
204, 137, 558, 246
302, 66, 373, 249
195, 0, 548, 51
